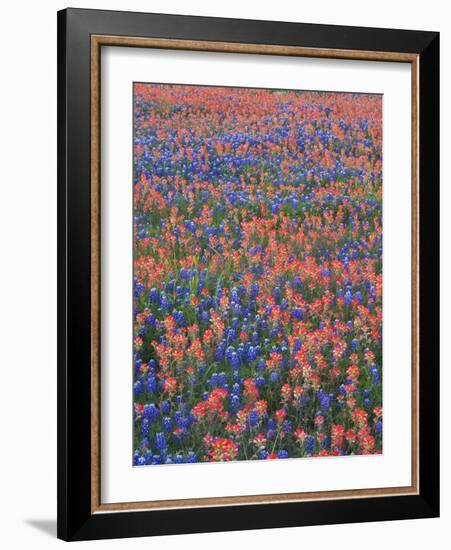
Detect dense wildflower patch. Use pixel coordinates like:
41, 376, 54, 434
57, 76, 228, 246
132, 84, 383, 466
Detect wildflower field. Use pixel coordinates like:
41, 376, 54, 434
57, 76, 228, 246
133, 83, 383, 466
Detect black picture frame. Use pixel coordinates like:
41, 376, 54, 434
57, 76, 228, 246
57, 7, 439, 541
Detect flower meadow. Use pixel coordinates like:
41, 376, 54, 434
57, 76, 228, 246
133, 83, 383, 467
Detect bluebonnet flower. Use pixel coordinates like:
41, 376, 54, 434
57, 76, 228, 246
134, 380, 144, 394
318, 390, 332, 411
143, 450, 153, 465
282, 420, 292, 434
162, 416, 172, 432
185, 452, 198, 463
140, 419, 151, 436
267, 429, 276, 440
247, 409, 260, 429
370, 364, 380, 384
305, 435, 315, 454
133, 451, 142, 466
154, 432, 167, 453
229, 394, 241, 413
142, 403, 159, 422
148, 287, 158, 302
146, 376, 158, 393
269, 371, 280, 383
136, 455, 146, 466
344, 290, 352, 305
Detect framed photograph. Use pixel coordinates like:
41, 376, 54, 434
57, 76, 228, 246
57, 8, 439, 541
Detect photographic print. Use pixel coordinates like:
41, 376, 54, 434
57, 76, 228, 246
132, 83, 383, 466
58, 12, 439, 539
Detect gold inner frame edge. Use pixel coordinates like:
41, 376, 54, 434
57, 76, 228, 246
90, 35, 420, 514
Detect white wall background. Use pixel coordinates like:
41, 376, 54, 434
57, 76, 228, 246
0, 0, 448, 547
